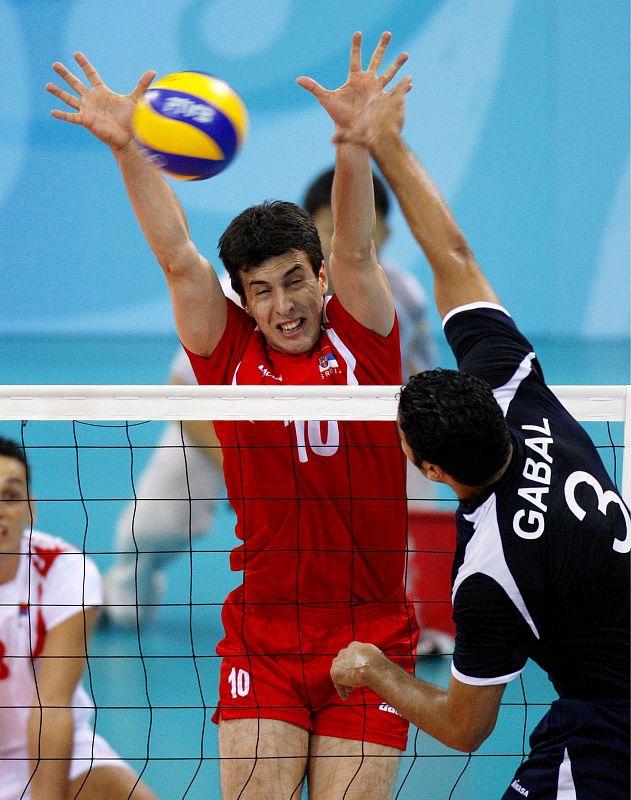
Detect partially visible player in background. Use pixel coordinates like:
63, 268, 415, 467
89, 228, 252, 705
328, 64, 630, 800
0, 438, 158, 800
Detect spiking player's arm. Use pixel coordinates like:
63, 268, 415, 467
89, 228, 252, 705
331, 641, 505, 753
46, 53, 227, 357
297, 32, 409, 336
334, 77, 499, 320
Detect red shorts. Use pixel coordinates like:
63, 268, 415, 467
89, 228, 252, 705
212, 590, 419, 751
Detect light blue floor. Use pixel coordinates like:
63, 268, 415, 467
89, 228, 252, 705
0, 334, 628, 798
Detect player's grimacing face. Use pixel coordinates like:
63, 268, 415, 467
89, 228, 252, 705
0, 456, 32, 565
240, 251, 328, 355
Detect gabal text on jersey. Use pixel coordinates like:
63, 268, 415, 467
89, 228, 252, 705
512, 416, 631, 553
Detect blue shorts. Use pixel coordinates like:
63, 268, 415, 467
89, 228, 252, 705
502, 697, 629, 800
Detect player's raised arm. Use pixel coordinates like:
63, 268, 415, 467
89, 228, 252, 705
334, 74, 499, 320
46, 53, 226, 357
297, 32, 408, 335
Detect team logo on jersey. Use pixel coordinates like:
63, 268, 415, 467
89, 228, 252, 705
32, 545, 63, 577
317, 346, 341, 379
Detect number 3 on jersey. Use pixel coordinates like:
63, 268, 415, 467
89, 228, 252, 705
565, 470, 631, 553
228, 667, 250, 699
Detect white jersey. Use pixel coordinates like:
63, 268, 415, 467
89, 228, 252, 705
0, 530, 102, 758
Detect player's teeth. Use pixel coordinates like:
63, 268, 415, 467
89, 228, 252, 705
281, 321, 301, 332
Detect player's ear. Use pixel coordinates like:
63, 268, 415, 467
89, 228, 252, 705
239, 290, 252, 315
319, 261, 328, 295
420, 461, 444, 483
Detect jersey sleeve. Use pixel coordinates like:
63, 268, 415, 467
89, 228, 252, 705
325, 294, 403, 384
443, 302, 545, 392
451, 573, 534, 685
41, 551, 103, 632
183, 299, 256, 385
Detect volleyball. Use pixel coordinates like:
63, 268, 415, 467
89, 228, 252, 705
132, 71, 248, 181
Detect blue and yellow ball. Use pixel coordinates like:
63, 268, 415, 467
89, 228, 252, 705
132, 71, 248, 181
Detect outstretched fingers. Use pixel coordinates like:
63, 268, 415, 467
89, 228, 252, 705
388, 74, 413, 97
46, 62, 84, 121
49, 108, 83, 125
73, 51, 105, 88
363, 31, 408, 87
348, 31, 363, 73
131, 70, 158, 102
379, 51, 409, 88
295, 75, 328, 102
51, 60, 87, 97
45, 80, 80, 112
367, 31, 392, 74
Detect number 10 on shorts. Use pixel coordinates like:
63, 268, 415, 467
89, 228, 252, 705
228, 667, 250, 699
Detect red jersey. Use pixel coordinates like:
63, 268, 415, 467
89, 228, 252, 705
185, 295, 408, 611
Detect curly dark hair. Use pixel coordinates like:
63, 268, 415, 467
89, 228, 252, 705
398, 369, 512, 487
303, 166, 390, 219
0, 436, 30, 487
218, 200, 324, 300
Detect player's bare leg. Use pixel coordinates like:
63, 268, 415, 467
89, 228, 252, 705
307, 735, 400, 800
68, 765, 158, 799
219, 718, 309, 799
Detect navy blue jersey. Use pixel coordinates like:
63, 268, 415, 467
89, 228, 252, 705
443, 302, 630, 700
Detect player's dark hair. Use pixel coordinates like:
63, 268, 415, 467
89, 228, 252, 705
303, 167, 390, 219
218, 200, 324, 299
0, 437, 30, 487
398, 369, 512, 487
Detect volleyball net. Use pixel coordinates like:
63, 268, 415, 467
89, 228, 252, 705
0, 384, 628, 798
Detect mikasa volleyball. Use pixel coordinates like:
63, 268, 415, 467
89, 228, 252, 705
132, 71, 248, 181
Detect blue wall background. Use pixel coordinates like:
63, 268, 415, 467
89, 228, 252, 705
1, 0, 629, 344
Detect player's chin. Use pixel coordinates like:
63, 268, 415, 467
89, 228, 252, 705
274, 327, 317, 355
277, 338, 312, 355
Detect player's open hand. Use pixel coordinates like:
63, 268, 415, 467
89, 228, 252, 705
332, 71, 412, 150
331, 641, 385, 700
46, 53, 156, 151
296, 32, 409, 137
